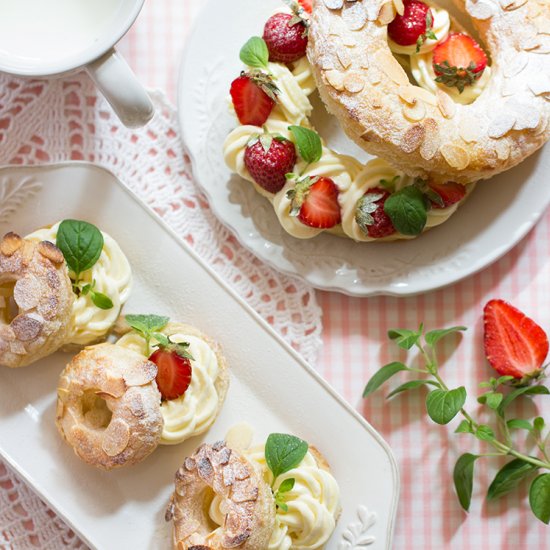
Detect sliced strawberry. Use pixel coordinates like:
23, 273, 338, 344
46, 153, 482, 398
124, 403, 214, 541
244, 134, 297, 194
432, 33, 488, 93
288, 176, 341, 229
149, 338, 193, 400
230, 74, 276, 127
387, 0, 435, 48
427, 181, 466, 209
263, 13, 308, 64
483, 300, 549, 381
298, 0, 313, 13
355, 187, 396, 238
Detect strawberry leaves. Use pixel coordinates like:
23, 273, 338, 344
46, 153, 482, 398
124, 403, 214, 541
363, 306, 550, 522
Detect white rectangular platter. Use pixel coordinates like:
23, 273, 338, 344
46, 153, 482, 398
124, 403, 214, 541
0, 163, 399, 549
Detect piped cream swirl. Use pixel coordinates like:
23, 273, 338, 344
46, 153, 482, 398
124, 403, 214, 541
116, 325, 222, 445
209, 445, 340, 549
26, 222, 132, 346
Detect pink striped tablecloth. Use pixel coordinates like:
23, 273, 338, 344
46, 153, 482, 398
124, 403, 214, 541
5, 0, 550, 548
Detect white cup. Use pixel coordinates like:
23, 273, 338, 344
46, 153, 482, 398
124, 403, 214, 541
0, 0, 154, 128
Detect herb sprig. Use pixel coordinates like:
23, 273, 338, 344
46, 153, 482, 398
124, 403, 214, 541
363, 325, 550, 523
265, 433, 309, 512
56, 219, 114, 310
125, 314, 170, 356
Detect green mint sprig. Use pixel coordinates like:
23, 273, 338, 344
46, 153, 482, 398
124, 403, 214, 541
383, 186, 428, 236
125, 314, 170, 356
265, 433, 309, 513
240, 37, 269, 70
416, 11, 438, 53
56, 219, 114, 310
363, 324, 550, 523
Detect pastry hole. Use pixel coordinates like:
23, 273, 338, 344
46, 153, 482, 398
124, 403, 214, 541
81, 390, 113, 430
204, 488, 223, 531
0, 281, 18, 324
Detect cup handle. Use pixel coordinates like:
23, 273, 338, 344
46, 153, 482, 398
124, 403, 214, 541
86, 48, 154, 129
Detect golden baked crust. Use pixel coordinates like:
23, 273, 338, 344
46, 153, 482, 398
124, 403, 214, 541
56, 343, 163, 470
0, 232, 74, 368
308, 0, 550, 184
167, 442, 276, 550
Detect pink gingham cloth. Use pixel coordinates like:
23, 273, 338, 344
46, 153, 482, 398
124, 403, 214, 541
2, 0, 550, 548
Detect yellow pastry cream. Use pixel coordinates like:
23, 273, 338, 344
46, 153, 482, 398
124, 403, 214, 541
26, 221, 132, 346
223, 47, 473, 241
210, 436, 341, 550
116, 322, 224, 445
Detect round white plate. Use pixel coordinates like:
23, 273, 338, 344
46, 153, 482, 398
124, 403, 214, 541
178, 0, 550, 297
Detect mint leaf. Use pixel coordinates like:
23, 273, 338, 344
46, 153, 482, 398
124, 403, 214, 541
506, 419, 533, 432
386, 379, 440, 399
534, 417, 545, 433
478, 391, 503, 410
90, 290, 113, 310
388, 326, 423, 350
265, 434, 308, 479
288, 126, 322, 164
239, 37, 269, 69
278, 478, 295, 493
383, 186, 427, 236
453, 453, 479, 511
126, 314, 170, 337
363, 362, 409, 397
455, 420, 474, 434
488, 459, 538, 500
426, 387, 467, 425
498, 385, 550, 417
530, 474, 550, 524
475, 424, 495, 441
56, 219, 104, 277
425, 326, 467, 347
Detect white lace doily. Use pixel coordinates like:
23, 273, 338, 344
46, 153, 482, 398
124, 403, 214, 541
0, 72, 323, 549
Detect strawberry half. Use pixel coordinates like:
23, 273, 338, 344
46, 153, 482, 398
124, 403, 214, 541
263, 13, 308, 64
297, 0, 313, 13
483, 300, 549, 381
432, 33, 488, 93
230, 73, 278, 127
387, 0, 436, 49
427, 181, 467, 209
355, 187, 396, 238
149, 336, 194, 401
288, 176, 341, 229
244, 132, 297, 194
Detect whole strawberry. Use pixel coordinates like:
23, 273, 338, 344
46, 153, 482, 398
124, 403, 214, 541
263, 13, 308, 63
355, 187, 396, 239
244, 133, 297, 194
387, 0, 436, 50
484, 300, 549, 383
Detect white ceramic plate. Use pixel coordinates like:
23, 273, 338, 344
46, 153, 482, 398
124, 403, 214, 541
178, 0, 550, 297
0, 163, 399, 549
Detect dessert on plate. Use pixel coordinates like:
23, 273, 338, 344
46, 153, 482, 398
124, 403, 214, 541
224, 0, 549, 241
0, 219, 132, 367
27, 219, 132, 348
308, 0, 550, 183
56, 314, 229, 469
166, 427, 341, 549
223, 0, 480, 242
